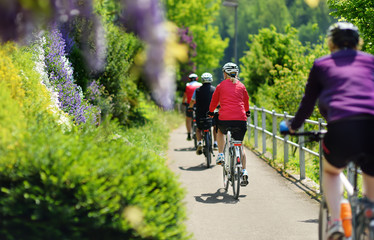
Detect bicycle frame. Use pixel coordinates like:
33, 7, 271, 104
341, 165, 374, 240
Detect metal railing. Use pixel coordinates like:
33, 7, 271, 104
247, 106, 327, 186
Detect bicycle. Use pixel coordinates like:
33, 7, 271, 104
279, 121, 374, 240
319, 163, 374, 240
199, 118, 214, 168
222, 128, 244, 199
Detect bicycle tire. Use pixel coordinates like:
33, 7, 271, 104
205, 132, 211, 168
318, 199, 329, 240
193, 125, 197, 149
355, 222, 370, 240
223, 143, 229, 191
231, 148, 240, 199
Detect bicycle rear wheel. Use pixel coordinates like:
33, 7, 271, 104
318, 199, 329, 240
204, 131, 211, 168
223, 143, 229, 191
193, 125, 197, 149
231, 151, 241, 199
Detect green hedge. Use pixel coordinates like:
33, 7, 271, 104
0, 42, 188, 239
0, 108, 188, 240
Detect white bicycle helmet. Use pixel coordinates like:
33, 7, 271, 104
222, 62, 239, 75
188, 73, 198, 81
201, 72, 213, 83
327, 22, 359, 49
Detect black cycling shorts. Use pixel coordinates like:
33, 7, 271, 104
217, 120, 247, 141
323, 115, 374, 176
196, 117, 212, 130
185, 106, 193, 118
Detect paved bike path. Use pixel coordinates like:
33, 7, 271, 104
167, 125, 320, 240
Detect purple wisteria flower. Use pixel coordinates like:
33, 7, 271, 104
120, 0, 175, 110
178, 27, 197, 82
44, 28, 98, 124
86, 80, 102, 102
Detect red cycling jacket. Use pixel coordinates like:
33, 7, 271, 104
184, 81, 202, 104
209, 79, 250, 121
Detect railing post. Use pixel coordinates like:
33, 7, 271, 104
247, 111, 251, 143
299, 123, 305, 180
318, 118, 323, 194
272, 110, 277, 161
262, 107, 266, 154
283, 112, 289, 168
254, 106, 258, 148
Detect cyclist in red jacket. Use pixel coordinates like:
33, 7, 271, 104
208, 62, 250, 186
182, 73, 202, 140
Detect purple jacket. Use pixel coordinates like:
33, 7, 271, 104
291, 49, 374, 130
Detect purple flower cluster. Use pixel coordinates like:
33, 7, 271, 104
120, 0, 175, 109
44, 28, 97, 124
0, 0, 93, 43
1, 0, 177, 110
86, 80, 102, 102
178, 27, 197, 82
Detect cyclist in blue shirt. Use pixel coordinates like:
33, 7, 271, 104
287, 22, 374, 239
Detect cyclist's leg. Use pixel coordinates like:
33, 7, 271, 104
322, 158, 344, 221
186, 116, 192, 135
363, 173, 374, 201
196, 127, 202, 142
217, 129, 225, 153
241, 148, 246, 169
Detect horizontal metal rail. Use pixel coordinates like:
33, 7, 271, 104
247, 106, 327, 191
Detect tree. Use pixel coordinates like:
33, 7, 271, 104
328, 0, 374, 54
163, 0, 228, 85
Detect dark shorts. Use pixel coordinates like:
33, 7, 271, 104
185, 105, 193, 118
323, 116, 374, 176
196, 117, 212, 130
217, 120, 247, 141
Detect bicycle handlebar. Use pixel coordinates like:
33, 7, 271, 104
279, 120, 326, 140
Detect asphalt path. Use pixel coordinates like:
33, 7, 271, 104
168, 125, 320, 240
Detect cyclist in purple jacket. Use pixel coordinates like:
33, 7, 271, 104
288, 22, 374, 239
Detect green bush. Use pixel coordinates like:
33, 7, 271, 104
98, 23, 145, 126
0, 111, 188, 240
0, 43, 188, 240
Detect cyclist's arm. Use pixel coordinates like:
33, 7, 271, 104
290, 64, 322, 130
189, 99, 196, 108
243, 87, 250, 112
182, 92, 187, 104
209, 85, 220, 112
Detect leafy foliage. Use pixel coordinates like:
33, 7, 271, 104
97, 23, 145, 126
0, 107, 188, 240
328, 0, 374, 54
241, 25, 304, 96
241, 25, 329, 117
164, 0, 228, 86
215, 0, 334, 64
0, 43, 188, 238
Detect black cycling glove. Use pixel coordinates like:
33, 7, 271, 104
206, 111, 215, 118
246, 110, 251, 117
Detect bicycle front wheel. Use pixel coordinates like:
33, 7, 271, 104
318, 199, 329, 240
